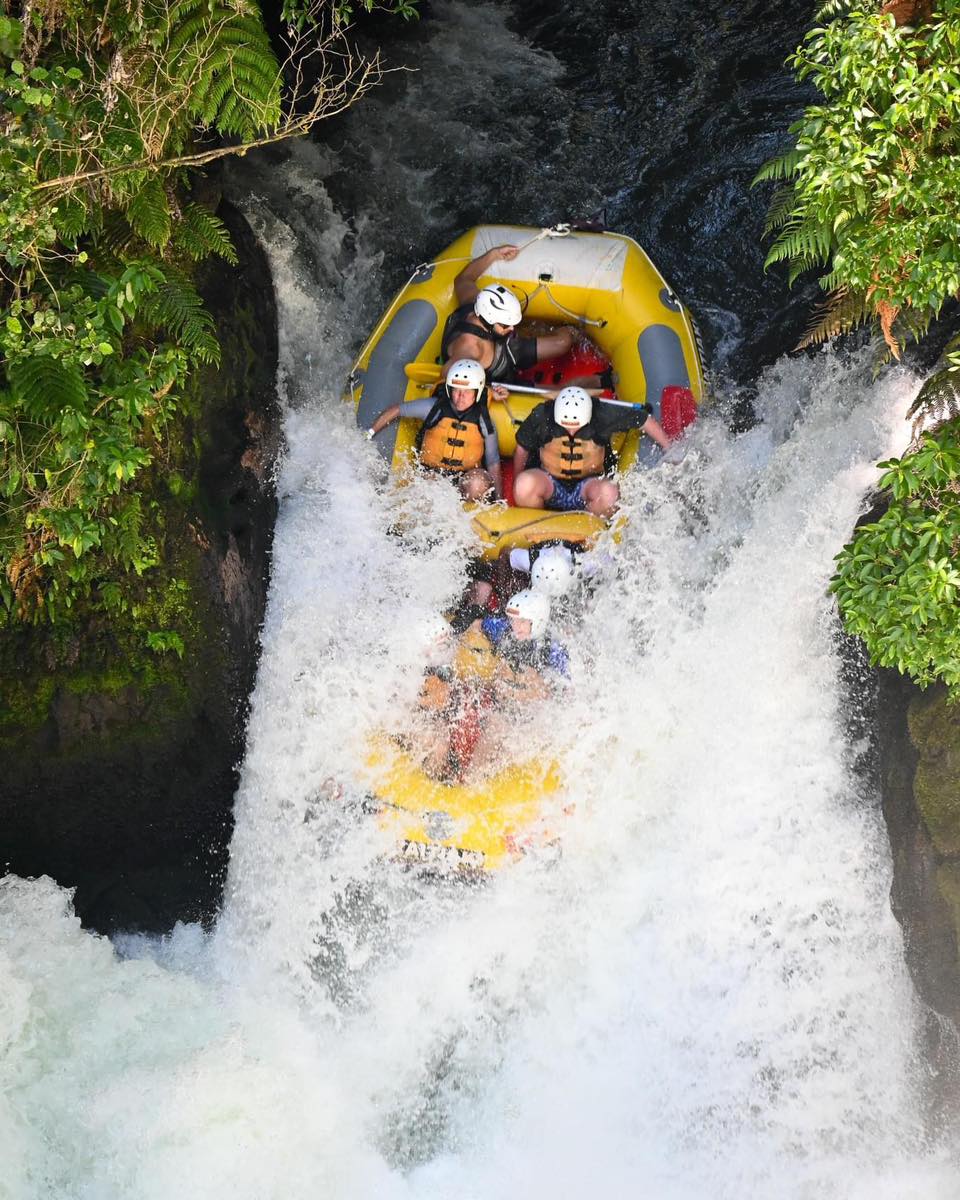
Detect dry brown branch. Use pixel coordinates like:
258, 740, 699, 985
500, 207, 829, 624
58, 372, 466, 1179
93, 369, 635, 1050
29, 3, 387, 204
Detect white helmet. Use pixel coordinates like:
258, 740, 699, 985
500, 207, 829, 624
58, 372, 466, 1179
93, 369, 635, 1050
475, 284, 522, 328
554, 386, 592, 429
531, 545, 575, 597
505, 588, 551, 640
446, 357, 486, 396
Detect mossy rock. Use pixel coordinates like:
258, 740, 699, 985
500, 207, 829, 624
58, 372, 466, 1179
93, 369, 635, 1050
908, 685, 960, 857
935, 862, 960, 948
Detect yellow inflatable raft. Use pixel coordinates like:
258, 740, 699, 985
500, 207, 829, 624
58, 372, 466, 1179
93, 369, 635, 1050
363, 735, 563, 873
348, 224, 704, 875
347, 223, 705, 557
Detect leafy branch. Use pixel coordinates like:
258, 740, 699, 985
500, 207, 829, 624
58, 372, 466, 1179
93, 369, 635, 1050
0, 0, 416, 625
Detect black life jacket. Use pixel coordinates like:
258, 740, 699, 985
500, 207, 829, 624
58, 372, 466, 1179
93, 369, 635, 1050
441, 302, 522, 383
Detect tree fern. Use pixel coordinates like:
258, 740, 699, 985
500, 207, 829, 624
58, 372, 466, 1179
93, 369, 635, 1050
172, 203, 237, 264
7, 356, 90, 419
126, 178, 172, 249
796, 286, 871, 348
139, 274, 221, 365
752, 147, 803, 186
162, 0, 282, 139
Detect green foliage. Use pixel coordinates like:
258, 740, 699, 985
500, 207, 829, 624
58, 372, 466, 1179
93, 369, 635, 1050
161, 0, 283, 138
831, 423, 960, 694
0, 0, 410, 630
755, 2, 960, 353
173, 204, 238, 264
762, 2, 960, 693
282, 0, 419, 30
0, 4, 257, 627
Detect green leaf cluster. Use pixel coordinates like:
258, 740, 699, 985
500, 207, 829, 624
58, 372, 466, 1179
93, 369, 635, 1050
0, 4, 269, 626
832, 423, 960, 694
761, 3, 960, 691
756, 2, 960, 352
0, 0, 415, 630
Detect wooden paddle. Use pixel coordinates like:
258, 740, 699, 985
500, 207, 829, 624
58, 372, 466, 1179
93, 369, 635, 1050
402, 362, 643, 409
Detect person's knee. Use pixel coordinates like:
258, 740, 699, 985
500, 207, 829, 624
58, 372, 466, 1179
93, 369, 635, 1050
460, 470, 492, 501
585, 479, 619, 517
514, 470, 549, 508
469, 580, 493, 606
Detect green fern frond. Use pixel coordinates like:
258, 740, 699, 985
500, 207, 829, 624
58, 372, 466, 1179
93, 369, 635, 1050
906, 366, 960, 433
788, 255, 822, 286
7, 356, 90, 419
797, 287, 871, 348
199, 73, 234, 127
125, 178, 172, 249
95, 212, 138, 261
163, 1, 282, 139
172, 204, 237, 264
166, 12, 209, 57
52, 197, 93, 243
763, 186, 798, 236
818, 267, 846, 291
138, 275, 221, 366
765, 218, 833, 274
813, 0, 863, 20
753, 148, 803, 186
213, 91, 243, 134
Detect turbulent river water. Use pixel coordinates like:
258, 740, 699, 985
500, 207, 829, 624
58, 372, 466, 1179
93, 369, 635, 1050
4, 2, 960, 1196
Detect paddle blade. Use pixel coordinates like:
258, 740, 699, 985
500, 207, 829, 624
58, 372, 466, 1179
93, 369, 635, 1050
404, 362, 442, 383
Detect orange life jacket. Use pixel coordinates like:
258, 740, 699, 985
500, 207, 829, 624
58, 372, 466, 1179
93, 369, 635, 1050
538, 433, 606, 480
417, 394, 492, 472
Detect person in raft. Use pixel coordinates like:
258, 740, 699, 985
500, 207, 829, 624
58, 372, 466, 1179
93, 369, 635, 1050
366, 357, 503, 500
513, 385, 672, 518
419, 588, 568, 782
441, 244, 578, 384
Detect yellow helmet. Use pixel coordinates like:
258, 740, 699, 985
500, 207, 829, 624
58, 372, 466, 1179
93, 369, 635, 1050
453, 625, 499, 682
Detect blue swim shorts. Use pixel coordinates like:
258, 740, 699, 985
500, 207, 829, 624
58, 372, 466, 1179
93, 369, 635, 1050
545, 477, 589, 512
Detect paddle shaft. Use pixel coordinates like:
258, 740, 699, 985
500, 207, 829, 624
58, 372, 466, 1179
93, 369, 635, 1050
403, 363, 643, 410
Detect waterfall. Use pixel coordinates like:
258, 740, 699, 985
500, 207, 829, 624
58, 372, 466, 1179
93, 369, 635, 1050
2, 3, 957, 1196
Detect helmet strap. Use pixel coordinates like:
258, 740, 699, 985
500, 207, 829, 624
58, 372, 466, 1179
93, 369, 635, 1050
474, 312, 508, 342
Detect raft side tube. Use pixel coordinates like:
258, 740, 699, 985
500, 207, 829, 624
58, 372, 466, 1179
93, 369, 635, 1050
634, 324, 691, 467
356, 298, 438, 461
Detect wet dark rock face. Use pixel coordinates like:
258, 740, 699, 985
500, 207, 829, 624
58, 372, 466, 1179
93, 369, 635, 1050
320, 0, 817, 381
509, 0, 819, 374
0, 204, 280, 933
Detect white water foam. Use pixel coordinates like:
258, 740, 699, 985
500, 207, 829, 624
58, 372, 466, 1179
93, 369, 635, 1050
3, 3, 959, 1195
4, 337, 956, 1196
